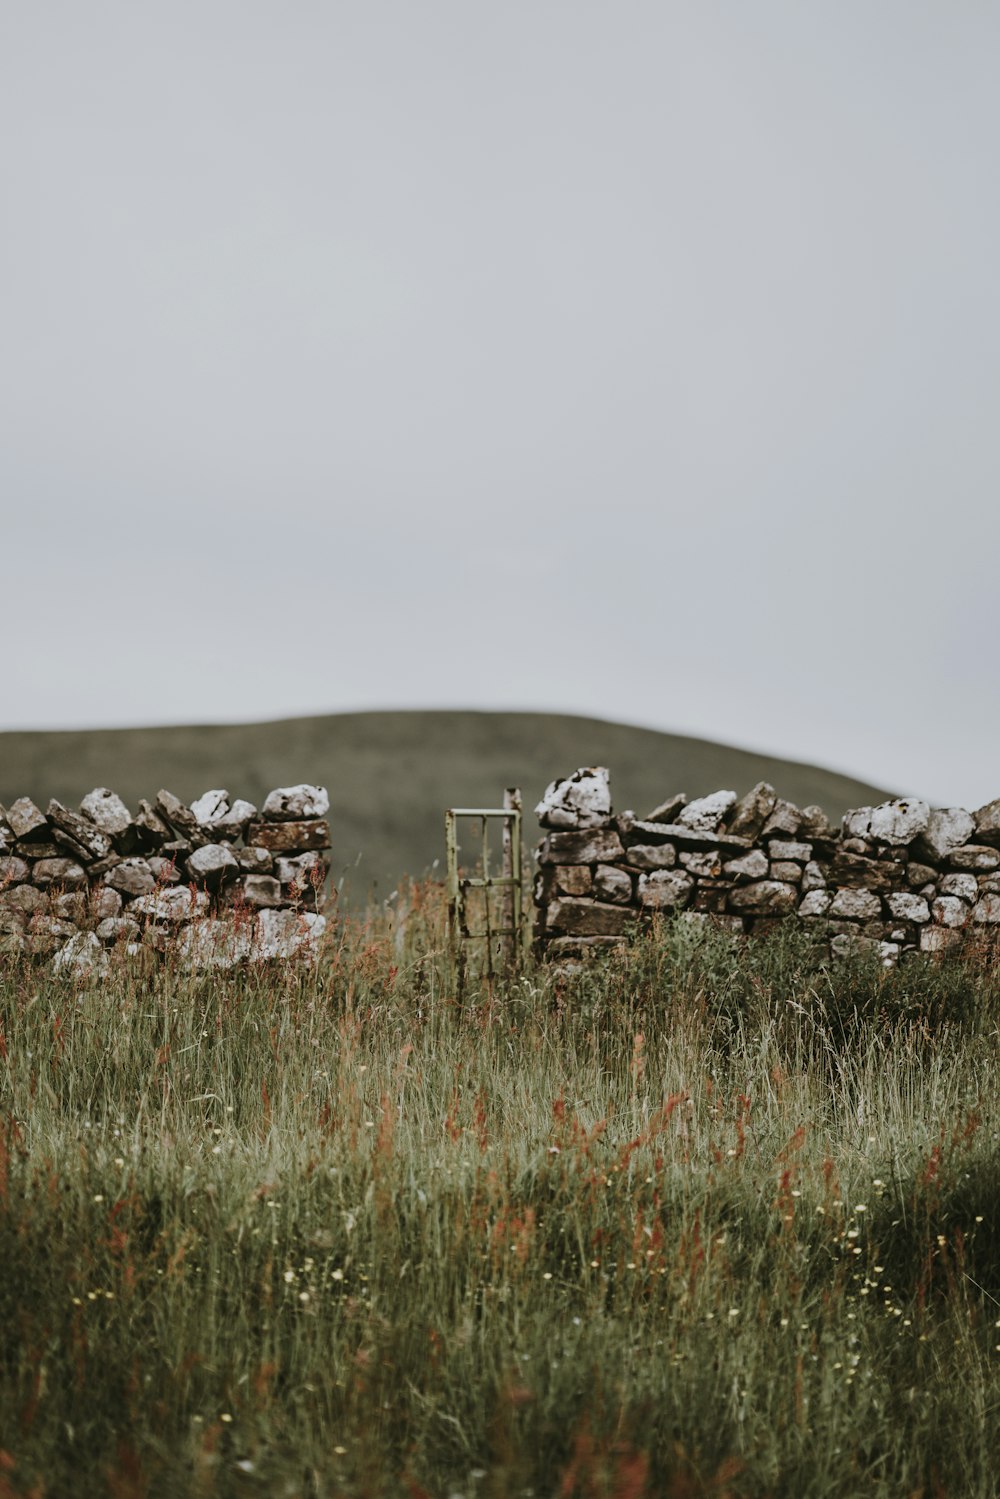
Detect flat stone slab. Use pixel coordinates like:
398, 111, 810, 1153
247, 819, 331, 853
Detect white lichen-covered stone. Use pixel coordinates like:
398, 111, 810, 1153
727, 880, 798, 915
679, 850, 722, 878
938, 872, 978, 903
799, 890, 832, 917
916, 808, 975, 862
949, 845, 1000, 871
931, 896, 968, 928
636, 869, 694, 909
52, 930, 109, 980
972, 894, 1000, 924
80, 788, 134, 840
178, 919, 252, 971
974, 798, 1000, 848
677, 791, 736, 833
801, 861, 827, 892
103, 858, 156, 897
886, 892, 931, 924
97, 916, 142, 944
190, 790, 230, 824
130, 888, 211, 923
726, 783, 777, 841
251, 909, 326, 960
186, 843, 239, 886
275, 851, 327, 887
844, 799, 930, 846
920, 925, 963, 952
7, 797, 47, 841
828, 888, 882, 921
723, 849, 769, 882
593, 865, 632, 903
207, 799, 257, 841
535, 768, 611, 830
767, 840, 812, 863
262, 785, 331, 822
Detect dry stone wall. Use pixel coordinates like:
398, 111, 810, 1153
534, 768, 1000, 964
0, 785, 331, 977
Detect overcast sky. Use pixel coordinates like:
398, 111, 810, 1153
3, 2, 998, 809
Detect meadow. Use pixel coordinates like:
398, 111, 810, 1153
2, 895, 999, 1497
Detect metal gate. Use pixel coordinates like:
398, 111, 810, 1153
445, 787, 531, 989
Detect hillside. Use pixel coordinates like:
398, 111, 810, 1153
0, 711, 892, 901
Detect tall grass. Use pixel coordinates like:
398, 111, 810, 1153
2, 893, 1000, 1496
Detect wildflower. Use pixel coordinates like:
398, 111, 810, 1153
853, 1205, 867, 1214
332, 1268, 344, 1281
543, 1272, 552, 1280
334, 1445, 347, 1455
220, 1413, 233, 1424
93, 1195, 104, 1204
283, 1270, 295, 1283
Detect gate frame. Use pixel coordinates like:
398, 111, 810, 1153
445, 787, 531, 991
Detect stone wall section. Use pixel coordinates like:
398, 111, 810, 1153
0, 785, 331, 976
534, 768, 1000, 963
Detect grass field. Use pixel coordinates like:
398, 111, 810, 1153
2, 894, 1000, 1497
0, 711, 892, 903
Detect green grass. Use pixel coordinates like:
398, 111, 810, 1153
2, 899, 1000, 1496
0, 710, 892, 903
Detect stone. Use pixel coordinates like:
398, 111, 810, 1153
51, 892, 88, 923
760, 800, 802, 838
186, 843, 240, 888
32, 858, 87, 890
725, 782, 777, 841
829, 852, 898, 892
7, 798, 48, 841
241, 875, 284, 909
972, 894, 1000, 925
206, 799, 257, 841
593, 865, 633, 903
726, 881, 798, 916
52, 828, 97, 864
801, 861, 827, 893
914, 808, 975, 863
637, 870, 694, 910
146, 856, 182, 885
154, 791, 209, 848
767, 840, 812, 863
886, 892, 930, 923
974, 798, 1000, 849
0, 908, 26, 936
52, 931, 108, 980
553, 865, 592, 897
887, 887, 935, 923
274, 857, 328, 887
625, 843, 677, 871
828, 888, 882, 921
799, 805, 834, 839
0, 813, 13, 856
80, 788, 137, 849
546, 897, 632, 936
46, 800, 112, 862
87, 854, 121, 879
251, 909, 326, 961
236, 846, 273, 874
546, 936, 625, 960
0, 856, 30, 885
920, 925, 963, 953
246, 819, 331, 854
948, 845, 1000, 872
723, 849, 769, 882
931, 896, 968, 929
799, 890, 832, 917
103, 858, 156, 898
538, 829, 625, 866
680, 850, 722, 878
979, 875, 1000, 894
91, 887, 123, 920
906, 862, 938, 888
190, 790, 230, 824
135, 799, 172, 846
97, 916, 142, 944
692, 882, 730, 913
28, 915, 79, 951
677, 791, 736, 833
844, 799, 930, 847
628, 821, 751, 853
535, 768, 610, 831
770, 862, 803, 883
646, 793, 687, 824
130, 888, 211, 923
939, 873, 978, 903
830, 932, 880, 960
1, 885, 48, 916
178, 919, 252, 971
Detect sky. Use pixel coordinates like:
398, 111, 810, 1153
2, 1, 998, 810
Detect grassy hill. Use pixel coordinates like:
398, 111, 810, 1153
0, 710, 892, 901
